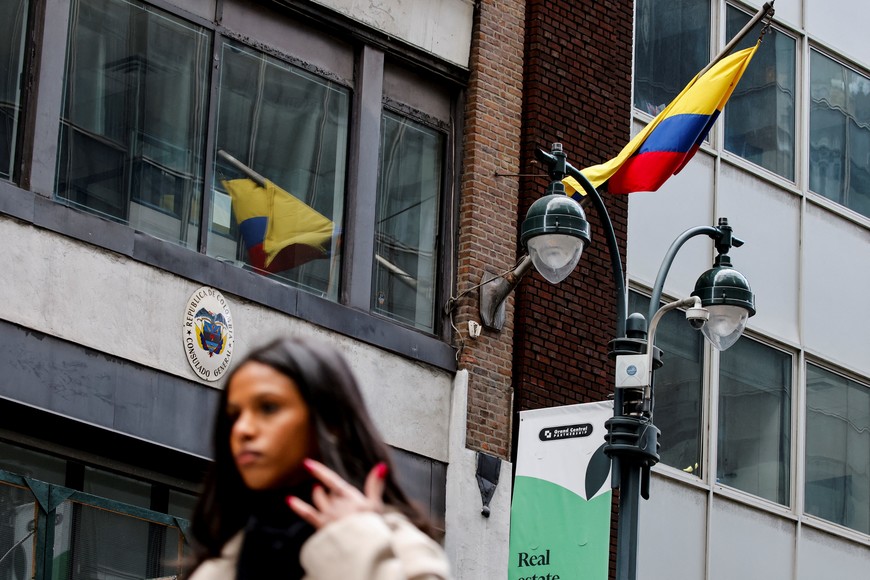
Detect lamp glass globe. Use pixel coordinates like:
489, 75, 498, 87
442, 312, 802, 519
527, 234, 584, 284
701, 304, 749, 351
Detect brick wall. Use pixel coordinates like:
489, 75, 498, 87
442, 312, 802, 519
516, 0, 633, 414
457, 0, 633, 462
455, 0, 527, 458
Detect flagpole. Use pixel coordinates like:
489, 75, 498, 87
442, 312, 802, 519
697, 1, 775, 78
217, 149, 267, 187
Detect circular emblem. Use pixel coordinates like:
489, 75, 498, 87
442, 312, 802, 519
182, 286, 234, 382
626, 365, 637, 376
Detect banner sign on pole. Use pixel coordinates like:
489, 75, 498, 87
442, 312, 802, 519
508, 401, 613, 580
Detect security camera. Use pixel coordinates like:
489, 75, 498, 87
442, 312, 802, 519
685, 306, 709, 330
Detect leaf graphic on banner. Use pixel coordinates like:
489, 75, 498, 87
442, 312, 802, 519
585, 443, 611, 499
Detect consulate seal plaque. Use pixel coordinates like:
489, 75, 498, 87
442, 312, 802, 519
182, 286, 234, 382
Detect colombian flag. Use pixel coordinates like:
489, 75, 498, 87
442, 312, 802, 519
579, 43, 759, 195
223, 178, 337, 273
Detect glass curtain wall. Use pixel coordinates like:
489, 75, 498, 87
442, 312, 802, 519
718, 338, 792, 505
56, 0, 210, 248
629, 292, 705, 476
724, 5, 796, 180
373, 111, 443, 332
634, 0, 710, 116
805, 364, 870, 535
0, 0, 28, 181
810, 50, 870, 218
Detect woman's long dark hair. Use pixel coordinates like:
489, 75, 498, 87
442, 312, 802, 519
186, 336, 434, 572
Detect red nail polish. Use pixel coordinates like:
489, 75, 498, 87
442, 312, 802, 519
286, 496, 296, 507
303, 458, 315, 472
375, 462, 388, 479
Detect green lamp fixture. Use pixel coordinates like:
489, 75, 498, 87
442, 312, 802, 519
478, 162, 591, 330
690, 218, 756, 351
520, 192, 591, 284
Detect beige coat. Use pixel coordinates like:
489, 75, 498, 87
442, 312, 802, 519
187, 511, 451, 580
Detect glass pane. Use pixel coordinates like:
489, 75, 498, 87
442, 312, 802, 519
83, 466, 151, 510
168, 488, 197, 520
209, 40, 348, 300
718, 338, 791, 505
805, 364, 870, 535
56, 0, 210, 248
53, 499, 185, 580
629, 292, 704, 476
373, 111, 443, 332
0, 0, 28, 181
724, 6, 796, 180
0, 480, 38, 580
810, 50, 870, 217
634, 0, 711, 115
0, 440, 67, 484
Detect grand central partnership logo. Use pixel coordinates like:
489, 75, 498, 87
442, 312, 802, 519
538, 423, 593, 441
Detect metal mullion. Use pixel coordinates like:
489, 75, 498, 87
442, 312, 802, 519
198, 30, 222, 255
23, 0, 72, 197
342, 45, 383, 310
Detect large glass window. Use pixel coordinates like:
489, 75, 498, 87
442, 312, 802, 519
805, 364, 869, 535
718, 338, 792, 505
724, 5, 796, 180
56, 0, 210, 248
0, 439, 198, 579
0, 0, 28, 181
809, 50, 870, 217
630, 292, 705, 476
634, 0, 711, 116
209, 40, 349, 300
372, 111, 443, 332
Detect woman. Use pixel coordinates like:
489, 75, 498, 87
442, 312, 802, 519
186, 336, 451, 579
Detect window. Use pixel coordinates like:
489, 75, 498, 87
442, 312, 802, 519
1, 0, 28, 181
0, 440, 197, 580
805, 364, 870, 535
634, 0, 710, 116
209, 40, 349, 300
47, 0, 455, 338
718, 338, 792, 505
373, 111, 444, 331
810, 50, 870, 218
56, 0, 210, 247
724, 5, 796, 180
629, 292, 705, 475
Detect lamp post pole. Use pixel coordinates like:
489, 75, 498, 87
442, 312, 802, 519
534, 144, 754, 580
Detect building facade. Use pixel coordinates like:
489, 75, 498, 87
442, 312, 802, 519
0, 0, 518, 578
626, 1, 870, 578
3, 0, 867, 579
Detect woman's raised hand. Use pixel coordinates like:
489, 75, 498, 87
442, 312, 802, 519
286, 458, 387, 529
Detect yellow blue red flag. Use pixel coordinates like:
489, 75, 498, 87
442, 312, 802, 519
579, 43, 758, 195
223, 178, 336, 273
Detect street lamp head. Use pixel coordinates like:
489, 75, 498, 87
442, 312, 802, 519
520, 193, 591, 284
691, 252, 755, 351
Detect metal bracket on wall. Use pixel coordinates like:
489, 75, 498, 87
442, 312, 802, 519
476, 451, 501, 517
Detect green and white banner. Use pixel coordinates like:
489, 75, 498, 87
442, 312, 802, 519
508, 401, 613, 580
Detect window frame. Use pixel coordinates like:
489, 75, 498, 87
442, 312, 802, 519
802, 359, 870, 537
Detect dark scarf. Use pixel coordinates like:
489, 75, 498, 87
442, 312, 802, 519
236, 487, 315, 580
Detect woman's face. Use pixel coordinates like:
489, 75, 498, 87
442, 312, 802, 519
226, 361, 315, 490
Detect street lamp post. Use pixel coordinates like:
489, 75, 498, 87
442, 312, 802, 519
479, 143, 756, 580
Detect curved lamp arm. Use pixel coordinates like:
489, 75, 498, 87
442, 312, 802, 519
647, 219, 744, 323
536, 148, 629, 338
